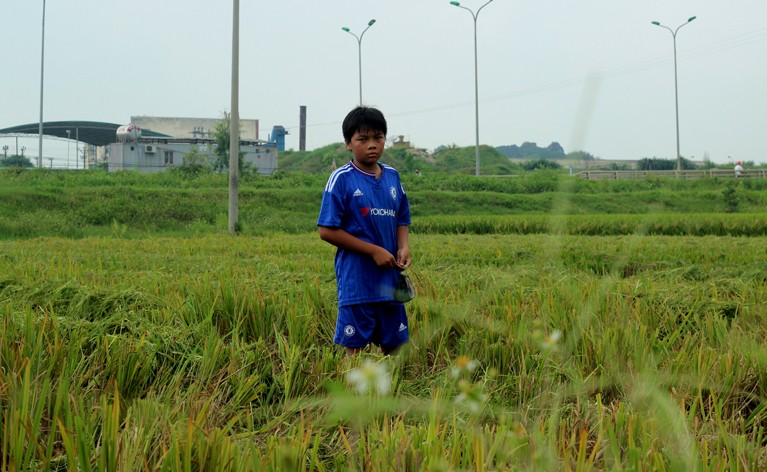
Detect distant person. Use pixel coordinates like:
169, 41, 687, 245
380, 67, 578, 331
317, 106, 412, 356
734, 161, 743, 177
415, 168, 422, 177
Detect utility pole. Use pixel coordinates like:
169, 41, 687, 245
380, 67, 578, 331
228, 0, 240, 234
38, 0, 46, 168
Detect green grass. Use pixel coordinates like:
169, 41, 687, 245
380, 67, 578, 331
2, 168, 767, 239
1, 168, 766, 469
1, 233, 766, 470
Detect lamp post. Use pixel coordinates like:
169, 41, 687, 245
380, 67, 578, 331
38, 0, 47, 168
342, 19, 376, 106
450, 0, 494, 176
66, 130, 71, 169
2, 146, 8, 158
652, 16, 696, 173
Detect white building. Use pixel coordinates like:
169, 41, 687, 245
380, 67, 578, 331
108, 138, 277, 174
131, 116, 261, 142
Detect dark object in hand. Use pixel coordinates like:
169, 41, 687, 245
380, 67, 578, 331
394, 272, 416, 303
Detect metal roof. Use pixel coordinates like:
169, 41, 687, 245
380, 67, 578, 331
0, 121, 170, 147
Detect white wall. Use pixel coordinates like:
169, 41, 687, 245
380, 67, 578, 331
108, 141, 277, 174
131, 116, 261, 141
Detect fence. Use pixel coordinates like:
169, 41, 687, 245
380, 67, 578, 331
577, 169, 767, 180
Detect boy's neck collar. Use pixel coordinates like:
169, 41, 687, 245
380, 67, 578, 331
350, 160, 382, 177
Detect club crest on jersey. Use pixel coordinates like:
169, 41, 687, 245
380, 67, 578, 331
344, 325, 355, 337
390, 186, 397, 201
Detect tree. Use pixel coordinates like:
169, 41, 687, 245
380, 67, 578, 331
637, 156, 697, 170
177, 145, 212, 176
212, 118, 245, 173
607, 162, 630, 170
0, 155, 34, 168
636, 157, 675, 171
522, 158, 561, 171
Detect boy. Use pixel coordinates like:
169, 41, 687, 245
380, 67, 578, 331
317, 106, 412, 355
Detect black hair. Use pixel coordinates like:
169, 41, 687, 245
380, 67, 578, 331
341, 106, 387, 143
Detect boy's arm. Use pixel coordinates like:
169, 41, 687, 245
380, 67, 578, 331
396, 225, 411, 268
319, 226, 401, 268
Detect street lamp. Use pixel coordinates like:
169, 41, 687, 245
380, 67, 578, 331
38, 0, 47, 168
652, 16, 696, 173
342, 19, 376, 106
450, 0, 495, 176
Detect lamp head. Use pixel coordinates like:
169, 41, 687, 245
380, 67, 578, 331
651, 21, 660, 26
368, 19, 376, 26
688, 16, 697, 22
450, 1, 460, 5
341, 27, 350, 32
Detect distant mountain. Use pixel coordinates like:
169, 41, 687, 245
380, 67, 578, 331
496, 142, 565, 159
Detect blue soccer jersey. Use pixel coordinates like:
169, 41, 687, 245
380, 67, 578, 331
318, 161, 411, 307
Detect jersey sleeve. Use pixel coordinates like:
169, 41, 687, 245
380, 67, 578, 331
317, 173, 346, 228
396, 180, 411, 227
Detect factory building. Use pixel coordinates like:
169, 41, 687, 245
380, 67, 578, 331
108, 123, 277, 174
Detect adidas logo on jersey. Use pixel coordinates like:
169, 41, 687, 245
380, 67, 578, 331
353, 188, 364, 197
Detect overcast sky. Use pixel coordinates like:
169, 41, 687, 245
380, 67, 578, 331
2, 0, 765, 166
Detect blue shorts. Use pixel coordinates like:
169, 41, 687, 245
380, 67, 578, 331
334, 302, 409, 351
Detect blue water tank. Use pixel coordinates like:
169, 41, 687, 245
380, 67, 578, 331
270, 125, 289, 151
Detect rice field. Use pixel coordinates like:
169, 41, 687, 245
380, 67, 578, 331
2, 231, 766, 470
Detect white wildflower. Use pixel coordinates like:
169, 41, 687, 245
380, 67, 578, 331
540, 329, 563, 350
455, 379, 487, 414
346, 359, 391, 396
451, 356, 479, 379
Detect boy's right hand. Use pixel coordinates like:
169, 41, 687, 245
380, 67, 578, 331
318, 227, 400, 268
371, 247, 399, 268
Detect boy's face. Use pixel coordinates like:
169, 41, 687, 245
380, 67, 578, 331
346, 127, 385, 172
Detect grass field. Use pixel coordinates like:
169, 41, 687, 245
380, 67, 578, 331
1, 168, 766, 470
2, 169, 767, 239
2, 230, 766, 470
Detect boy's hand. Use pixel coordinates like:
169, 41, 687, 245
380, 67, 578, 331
319, 227, 405, 268
396, 246, 411, 269
371, 247, 399, 268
